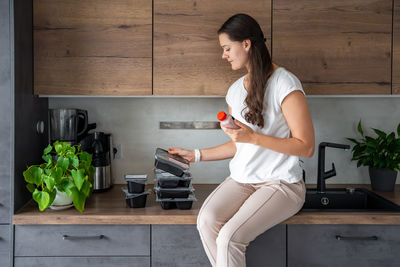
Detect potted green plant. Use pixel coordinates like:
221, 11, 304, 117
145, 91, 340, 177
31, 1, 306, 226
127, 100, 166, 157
23, 141, 95, 212
347, 120, 400, 191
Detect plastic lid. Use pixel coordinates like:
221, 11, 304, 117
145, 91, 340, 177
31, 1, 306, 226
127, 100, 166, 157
125, 174, 148, 183
125, 174, 147, 179
154, 185, 195, 192
217, 111, 227, 121
155, 193, 197, 202
155, 148, 190, 170
154, 168, 192, 178
122, 188, 152, 199
153, 169, 192, 180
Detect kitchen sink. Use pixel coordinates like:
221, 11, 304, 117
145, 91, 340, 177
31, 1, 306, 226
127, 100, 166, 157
301, 188, 400, 212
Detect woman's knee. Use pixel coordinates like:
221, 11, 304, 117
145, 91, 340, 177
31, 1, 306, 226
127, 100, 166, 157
216, 224, 249, 250
216, 225, 234, 247
197, 206, 218, 232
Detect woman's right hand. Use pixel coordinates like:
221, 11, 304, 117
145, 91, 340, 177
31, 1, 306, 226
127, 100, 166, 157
168, 147, 195, 162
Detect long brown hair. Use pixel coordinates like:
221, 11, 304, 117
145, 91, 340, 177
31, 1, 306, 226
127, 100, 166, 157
218, 14, 273, 128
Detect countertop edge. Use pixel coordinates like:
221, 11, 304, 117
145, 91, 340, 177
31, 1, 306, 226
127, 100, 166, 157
13, 213, 400, 225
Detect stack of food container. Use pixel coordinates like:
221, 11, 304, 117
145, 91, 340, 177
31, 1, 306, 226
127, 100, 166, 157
122, 174, 151, 208
154, 148, 197, 209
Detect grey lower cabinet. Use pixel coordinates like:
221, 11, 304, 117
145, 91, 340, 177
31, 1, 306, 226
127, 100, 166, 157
151, 224, 286, 267
13, 223, 400, 266
288, 225, 400, 267
14, 225, 151, 267
0, 187, 10, 225
14, 257, 150, 267
0, 225, 10, 267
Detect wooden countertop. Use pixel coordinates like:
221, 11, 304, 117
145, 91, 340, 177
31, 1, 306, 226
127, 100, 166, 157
13, 184, 400, 225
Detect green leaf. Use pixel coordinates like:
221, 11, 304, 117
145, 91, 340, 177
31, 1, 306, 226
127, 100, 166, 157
366, 140, 377, 149
88, 166, 95, 183
71, 169, 85, 191
71, 156, 79, 168
44, 176, 55, 191
32, 189, 50, 211
23, 166, 43, 186
397, 123, 400, 137
26, 183, 36, 193
57, 142, 71, 156
63, 180, 76, 197
42, 154, 52, 163
43, 144, 52, 155
48, 189, 56, 207
395, 143, 400, 153
81, 179, 92, 197
51, 167, 63, 184
70, 187, 86, 213
357, 120, 364, 136
372, 128, 387, 139
346, 138, 359, 145
54, 141, 63, 154
56, 178, 71, 193
80, 151, 92, 166
57, 156, 69, 170
387, 132, 395, 145
39, 163, 47, 169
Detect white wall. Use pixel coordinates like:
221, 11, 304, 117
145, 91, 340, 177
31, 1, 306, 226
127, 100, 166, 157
49, 96, 400, 185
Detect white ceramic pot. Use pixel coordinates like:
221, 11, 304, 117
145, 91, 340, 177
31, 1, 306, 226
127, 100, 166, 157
52, 190, 73, 206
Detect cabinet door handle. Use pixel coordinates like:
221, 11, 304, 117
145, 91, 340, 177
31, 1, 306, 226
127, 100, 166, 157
62, 234, 105, 240
336, 235, 378, 241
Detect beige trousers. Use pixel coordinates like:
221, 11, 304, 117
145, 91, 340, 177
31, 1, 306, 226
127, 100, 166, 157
197, 177, 306, 267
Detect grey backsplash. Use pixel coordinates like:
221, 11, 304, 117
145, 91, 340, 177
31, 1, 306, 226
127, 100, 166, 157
49, 97, 400, 185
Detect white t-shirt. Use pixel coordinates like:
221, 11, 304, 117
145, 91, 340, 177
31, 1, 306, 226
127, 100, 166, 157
225, 67, 305, 184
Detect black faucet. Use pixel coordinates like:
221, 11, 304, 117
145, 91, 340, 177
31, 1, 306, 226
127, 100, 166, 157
317, 142, 350, 193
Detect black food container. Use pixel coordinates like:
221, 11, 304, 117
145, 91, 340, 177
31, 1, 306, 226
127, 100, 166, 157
125, 174, 147, 193
156, 193, 197, 210
154, 148, 190, 177
122, 188, 151, 208
154, 168, 192, 188
154, 185, 195, 199
160, 201, 194, 210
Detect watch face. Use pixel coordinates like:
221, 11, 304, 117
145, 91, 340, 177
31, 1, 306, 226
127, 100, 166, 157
156, 148, 190, 169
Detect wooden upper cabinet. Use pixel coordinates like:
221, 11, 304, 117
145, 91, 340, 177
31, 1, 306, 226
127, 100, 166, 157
273, 0, 392, 95
394, 0, 400, 94
34, 0, 152, 95
153, 0, 271, 95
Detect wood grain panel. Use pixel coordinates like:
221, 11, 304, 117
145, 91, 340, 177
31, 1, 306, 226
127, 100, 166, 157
273, 0, 392, 95
34, 0, 152, 95
393, 0, 400, 94
154, 0, 271, 95
34, 57, 151, 95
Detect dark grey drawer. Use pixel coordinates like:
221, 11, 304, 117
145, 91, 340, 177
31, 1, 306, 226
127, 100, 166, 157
246, 225, 286, 267
288, 225, 400, 267
152, 225, 211, 267
0, 253, 10, 267
0, 225, 10, 254
15, 225, 150, 256
0, 186, 10, 224
152, 225, 286, 267
15, 256, 150, 267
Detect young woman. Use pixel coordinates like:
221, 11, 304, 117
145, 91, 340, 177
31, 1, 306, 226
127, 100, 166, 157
168, 14, 315, 267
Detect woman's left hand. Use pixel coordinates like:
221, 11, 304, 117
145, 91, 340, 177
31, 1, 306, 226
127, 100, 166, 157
221, 120, 257, 144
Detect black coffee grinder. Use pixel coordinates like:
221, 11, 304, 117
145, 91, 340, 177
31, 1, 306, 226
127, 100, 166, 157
80, 132, 113, 192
